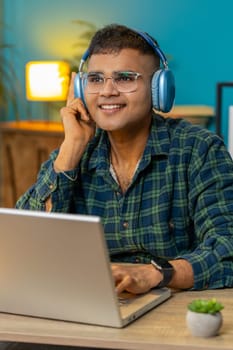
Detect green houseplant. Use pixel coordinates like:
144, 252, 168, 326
49, 20, 98, 118
186, 298, 224, 337
0, 22, 23, 121
66, 19, 98, 72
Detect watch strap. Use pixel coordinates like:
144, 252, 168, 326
151, 259, 174, 288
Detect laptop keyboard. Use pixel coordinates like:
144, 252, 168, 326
118, 292, 141, 305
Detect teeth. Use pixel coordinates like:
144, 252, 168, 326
101, 104, 122, 110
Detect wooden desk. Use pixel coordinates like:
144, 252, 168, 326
0, 121, 64, 207
0, 289, 232, 350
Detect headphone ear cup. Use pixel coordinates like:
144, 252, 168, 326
74, 73, 83, 99
74, 73, 87, 108
151, 69, 175, 113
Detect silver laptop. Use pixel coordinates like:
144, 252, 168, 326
0, 208, 171, 328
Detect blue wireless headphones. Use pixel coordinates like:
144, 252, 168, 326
74, 29, 175, 113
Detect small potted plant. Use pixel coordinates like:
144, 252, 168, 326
186, 298, 224, 337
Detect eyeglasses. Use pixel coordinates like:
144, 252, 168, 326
83, 71, 142, 93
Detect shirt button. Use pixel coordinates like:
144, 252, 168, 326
169, 220, 174, 230
135, 257, 141, 263
49, 184, 54, 190
122, 221, 129, 229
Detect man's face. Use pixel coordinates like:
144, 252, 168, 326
84, 48, 156, 133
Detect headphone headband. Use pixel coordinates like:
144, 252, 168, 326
79, 28, 169, 72
134, 30, 168, 68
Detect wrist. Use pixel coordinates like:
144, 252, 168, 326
53, 162, 75, 173
147, 263, 163, 289
55, 141, 86, 172
151, 258, 174, 288
53, 162, 78, 182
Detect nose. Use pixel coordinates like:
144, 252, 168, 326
99, 77, 119, 96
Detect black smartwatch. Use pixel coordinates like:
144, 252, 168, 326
151, 257, 174, 288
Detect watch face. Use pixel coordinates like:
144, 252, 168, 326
153, 257, 173, 269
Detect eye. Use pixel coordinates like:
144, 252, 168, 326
87, 74, 104, 83
115, 72, 136, 83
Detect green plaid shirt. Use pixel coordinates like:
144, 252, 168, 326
16, 113, 233, 290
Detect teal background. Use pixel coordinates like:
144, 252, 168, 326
3, 0, 233, 143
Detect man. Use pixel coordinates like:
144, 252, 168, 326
16, 23, 233, 292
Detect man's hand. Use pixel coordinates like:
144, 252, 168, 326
54, 72, 96, 172
111, 259, 194, 294
111, 263, 163, 295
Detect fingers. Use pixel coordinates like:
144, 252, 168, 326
111, 264, 155, 295
112, 269, 133, 294
61, 98, 90, 124
68, 99, 89, 121
65, 71, 91, 122
112, 265, 140, 294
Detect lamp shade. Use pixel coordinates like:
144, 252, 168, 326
26, 61, 70, 101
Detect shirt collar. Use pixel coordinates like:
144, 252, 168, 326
145, 112, 171, 157
86, 112, 170, 172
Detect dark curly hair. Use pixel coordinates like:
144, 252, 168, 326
88, 24, 160, 66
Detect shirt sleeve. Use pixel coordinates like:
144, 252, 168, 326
15, 149, 78, 212
180, 132, 233, 290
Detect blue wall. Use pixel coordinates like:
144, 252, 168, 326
3, 0, 233, 142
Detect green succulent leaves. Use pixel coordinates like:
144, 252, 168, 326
187, 298, 224, 314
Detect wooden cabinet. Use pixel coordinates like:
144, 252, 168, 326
0, 121, 64, 208
159, 105, 214, 127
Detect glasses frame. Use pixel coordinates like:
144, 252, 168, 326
84, 71, 143, 94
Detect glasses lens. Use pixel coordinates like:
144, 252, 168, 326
84, 73, 104, 93
113, 72, 139, 92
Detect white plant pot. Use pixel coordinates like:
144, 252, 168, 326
186, 310, 223, 337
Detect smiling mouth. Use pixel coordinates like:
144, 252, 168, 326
99, 104, 126, 110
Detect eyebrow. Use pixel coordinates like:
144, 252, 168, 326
87, 70, 139, 75
87, 71, 104, 75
